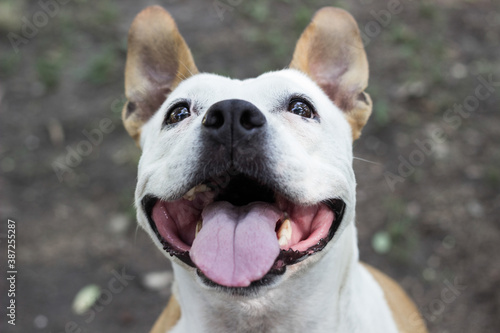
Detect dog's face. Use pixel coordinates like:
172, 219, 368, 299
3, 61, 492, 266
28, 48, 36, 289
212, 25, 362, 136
123, 6, 372, 292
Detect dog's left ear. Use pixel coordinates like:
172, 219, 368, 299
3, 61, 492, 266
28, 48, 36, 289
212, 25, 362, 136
290, 7, 372, 140
122, 6, 198, 144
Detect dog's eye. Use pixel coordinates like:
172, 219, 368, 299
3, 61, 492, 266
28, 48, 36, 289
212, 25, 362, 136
288, 99, 313, 118
166, 103, 190, 125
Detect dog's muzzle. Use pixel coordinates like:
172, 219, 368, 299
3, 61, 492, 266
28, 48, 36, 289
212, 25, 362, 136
141, 99, 346, 290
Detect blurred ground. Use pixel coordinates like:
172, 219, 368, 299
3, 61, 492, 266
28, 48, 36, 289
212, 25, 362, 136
0, 0, 499, 332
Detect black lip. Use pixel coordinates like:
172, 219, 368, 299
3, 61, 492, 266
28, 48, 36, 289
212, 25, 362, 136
196, 266, 287, 295
274, 198, 345, 266
142, 194, 346, 289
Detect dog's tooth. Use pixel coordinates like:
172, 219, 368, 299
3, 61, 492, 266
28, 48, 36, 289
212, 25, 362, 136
183, 184, 210, 201
277, 219, 292, 247
183, 187, 196, 201
197, 184, 209, 192
195, 220, 203, 237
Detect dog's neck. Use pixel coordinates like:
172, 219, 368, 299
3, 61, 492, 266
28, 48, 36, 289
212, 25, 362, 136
170, 223, 361, 333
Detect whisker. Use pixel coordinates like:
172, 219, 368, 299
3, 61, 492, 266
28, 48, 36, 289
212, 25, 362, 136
179, 60, 195, 77
353, 156, 381, 165
134, 224, 141, 244
176, 71, 187, 81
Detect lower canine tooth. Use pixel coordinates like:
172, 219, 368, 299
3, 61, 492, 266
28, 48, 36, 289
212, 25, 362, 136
195, 220, 203, 237
277, 219, 292, 247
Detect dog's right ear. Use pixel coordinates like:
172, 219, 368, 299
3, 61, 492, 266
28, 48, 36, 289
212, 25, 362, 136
122, 6, 198, 144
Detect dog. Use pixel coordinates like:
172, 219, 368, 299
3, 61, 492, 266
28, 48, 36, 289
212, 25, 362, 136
121, 6, 428, 333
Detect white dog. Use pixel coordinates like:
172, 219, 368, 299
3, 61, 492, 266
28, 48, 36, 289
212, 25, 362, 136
121, 6, 428, 333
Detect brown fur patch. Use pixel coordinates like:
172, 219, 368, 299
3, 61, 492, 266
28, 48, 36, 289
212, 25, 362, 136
149, 295, 181, 333
362, 263, 428, 333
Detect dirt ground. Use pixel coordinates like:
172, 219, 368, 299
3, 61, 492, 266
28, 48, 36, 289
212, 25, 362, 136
1, 0, 499, 332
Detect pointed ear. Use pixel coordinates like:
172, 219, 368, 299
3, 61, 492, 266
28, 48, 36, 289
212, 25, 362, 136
122, 6, 198, 143
290, 7, 372, 140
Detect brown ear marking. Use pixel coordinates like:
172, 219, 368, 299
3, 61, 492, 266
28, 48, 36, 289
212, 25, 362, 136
122, 6, 198, 144
290, 7, 372, 140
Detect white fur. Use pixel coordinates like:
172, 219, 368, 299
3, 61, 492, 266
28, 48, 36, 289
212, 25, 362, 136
134, 69, 398, 332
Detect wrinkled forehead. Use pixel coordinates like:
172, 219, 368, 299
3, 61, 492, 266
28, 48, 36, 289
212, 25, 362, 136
167, 70, 328, 110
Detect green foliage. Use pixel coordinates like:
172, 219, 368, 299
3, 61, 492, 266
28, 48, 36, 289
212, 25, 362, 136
94, 1, 119, 26
486, 164, 500, 187
373, 98, 390, 126
294, 6, 314, 33
0, 52, 21, 77
83, 47, 120, 85
242, 0, 270, 22
418, 1, 438, 20
380, 196, 419, 262
0, 0, 24, 32
372, 231, 392, 254
36, 53, 64, 89
244, 26, 291, 69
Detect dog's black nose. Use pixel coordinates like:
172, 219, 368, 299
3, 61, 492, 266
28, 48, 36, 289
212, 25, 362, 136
202, 99, 266, 144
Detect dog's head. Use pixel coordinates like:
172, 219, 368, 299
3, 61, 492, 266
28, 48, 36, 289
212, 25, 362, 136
123, 6, 371, 292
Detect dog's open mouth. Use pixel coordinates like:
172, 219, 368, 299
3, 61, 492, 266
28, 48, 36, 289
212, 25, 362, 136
142, 174, 345, 288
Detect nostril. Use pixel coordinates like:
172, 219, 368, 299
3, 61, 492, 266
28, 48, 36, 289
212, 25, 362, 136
203, 109, 225, 128
240, 109, 265, 130
240, 110, 253, 130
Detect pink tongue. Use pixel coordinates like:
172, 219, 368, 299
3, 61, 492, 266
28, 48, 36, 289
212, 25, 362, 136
190, 201, 281, 287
